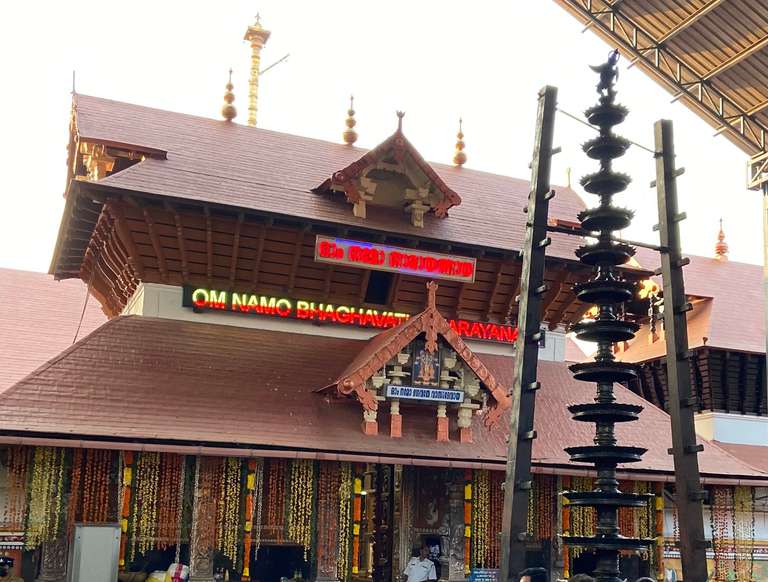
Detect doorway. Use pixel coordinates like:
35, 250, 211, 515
250, 545, 308, 582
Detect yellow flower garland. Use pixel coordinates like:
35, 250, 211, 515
134, 452, 161, 556
26, 447, 66, 549
216, 457, 243, 563
337, 463, 353, 581
287, 460, 315, 559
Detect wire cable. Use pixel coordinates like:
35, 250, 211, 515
556, 107, 656, 155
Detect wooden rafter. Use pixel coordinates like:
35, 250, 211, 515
721, 350, 730, 412
650, 361, 666, 409
637, 366, 653, 404
287, 226, 308, 294
703, 35, 768, 81
143, 206, 168, 283
251, 219, 270, 287
547, 291, 578, 330
756, 357, 765, 415
483, 261, 505, 321
167, 203, 189, 281
229, 212, 245, 289
738, 352, 748, 414
503, 264, 523, 324
358, 270, 372, 303
656, 0, 726, 44
747, 97, 768, 116
541, 266, 571, 322
204, 206, 213, 285
691, 352, 705, 413
106, 200, 145, 280
388, 273, 402, 307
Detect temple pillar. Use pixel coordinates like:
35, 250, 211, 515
457, 406, 473, 443
447, 471, 467, 582
437, 404, 449, 442
363, 409, 379, 436
189, 457, 217, 582
390, 400, 402, 437
35, 537, 67, 582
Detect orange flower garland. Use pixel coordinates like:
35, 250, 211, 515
82, 449, 112, 523
156, 454, 184, 550
119, 451, 134, 568
66, 449, 84, 535
242, 459, 261, 581
316, 462, 341, 578
351, 465, 363, 575
264, 459, 287, 543
654, 482, 665, 579
561, 476, 571, 579
488, 471, 504, 567
472, 469, 490, 567
2, 446, 30, 532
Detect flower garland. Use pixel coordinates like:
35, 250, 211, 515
156, 454, 184, 550
242, 459, 260, 581
2, 446, 29, 532
337, 462, 353, 582
560, 476, 570, 579
216, 457, 243, 564
133, 452, 161, 557
488, 471, 504, 567
569, 477, 594, 559
287, 459, 315, 559
252, 459, 265, 556
351, 466, 363, 575
26, 447, 66, 549
119, 451, 134, 568
633, 481, 654, 564
710, 486, 733, 581
534, 475, 554, 542
175, 457, 186, 564
617, 480, 635, 538
264, 459, 287, 543
733, 486, 755, 582
463, 469, 472, 576
654, 482, 665, 579
67, 449, 84, 535
472, 469, 490, 568
82, 449, 113, 523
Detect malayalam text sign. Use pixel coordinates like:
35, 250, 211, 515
385, 385, 465, 403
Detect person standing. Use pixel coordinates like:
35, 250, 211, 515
402, 545, 437, 582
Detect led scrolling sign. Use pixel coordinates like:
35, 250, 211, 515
183, 287, 518, 345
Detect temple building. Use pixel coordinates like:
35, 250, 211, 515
0, 19, 767, 582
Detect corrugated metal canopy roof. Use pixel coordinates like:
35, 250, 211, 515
553, 0, 768, 186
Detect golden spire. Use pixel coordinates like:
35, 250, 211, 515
244, 14, 271, 127
715, 218, 729, 260
221, 69, 237, 121
343, 95, 358, 145
453, 118, 466, 167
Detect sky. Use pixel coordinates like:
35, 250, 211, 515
0, 0, 762, 273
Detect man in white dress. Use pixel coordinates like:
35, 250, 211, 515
403, 545, 438, 582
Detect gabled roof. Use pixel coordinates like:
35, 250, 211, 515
0, 315, 764, 482
315, 119, 461, 217
623, 250, 764, 360
0, 268, 106, 391
322, 282, 510, 426
54, 94, 589, 276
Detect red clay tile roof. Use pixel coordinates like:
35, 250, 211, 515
68, 94, 587, 261
712, 441, 768, 474
625, 250, 763, 357
0, 315, 763, 481
0, 268, 106, 391
323, 282, 510, 426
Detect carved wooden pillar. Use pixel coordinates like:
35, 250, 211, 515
447, 471, 466, 582
35, 537, 67, 582
392, 465, 403, 579
373, 465, 394, 582
189, 457, 217, 582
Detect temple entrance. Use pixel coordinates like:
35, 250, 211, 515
250, 545, 309, 582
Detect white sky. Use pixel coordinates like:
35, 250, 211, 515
0, 0, 762, 272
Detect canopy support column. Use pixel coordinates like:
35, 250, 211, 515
500, 85, 558, 582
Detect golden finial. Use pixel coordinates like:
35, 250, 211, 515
221, 69, 237, 121
715, 218, 729, 260
343, 95, 358, 145
453, 117, 466, 167
244, 15, 272, 127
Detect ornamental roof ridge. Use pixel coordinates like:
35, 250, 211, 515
319, 281, 510, 428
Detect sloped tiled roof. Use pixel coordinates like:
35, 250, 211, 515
624, 250, 764, 359
0, 268, 106, 391
68, 94, 587, 260
0, 315, 764, 481
713, 441, 768, 474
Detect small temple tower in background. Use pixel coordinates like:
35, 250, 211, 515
244, 15, 271, 127
453, 118, 466, 167
715, 218, 729, 260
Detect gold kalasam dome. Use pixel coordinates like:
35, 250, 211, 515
715, 218, 729, 260
453, 118, 466, 166
221, 69, 237, 121
343, 95, 358, 145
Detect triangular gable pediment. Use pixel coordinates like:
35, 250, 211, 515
315, 115, 461, 227
320, 282, 510, 435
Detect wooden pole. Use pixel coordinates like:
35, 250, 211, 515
499, 85, 558, 582
653, 119, 709, 581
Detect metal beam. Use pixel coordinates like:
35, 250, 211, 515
554, 0, 767, 156
500, 85, 557, 582
747, 97, 768, 117
654, 119, 709, 581
703, 35, 768, 80
656, 0, 726, 44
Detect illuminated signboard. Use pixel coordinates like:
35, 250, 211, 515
385, 385, 465, 403
182, 287, 518, 344
314, 235, 476, 283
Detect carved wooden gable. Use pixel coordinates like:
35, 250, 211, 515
319, 282, 509, 442
315, 114, 461, 227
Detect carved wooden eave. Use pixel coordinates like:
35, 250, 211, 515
67, 94, 168, 185
319, 281, 510, 429
314, 125, 461, 227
